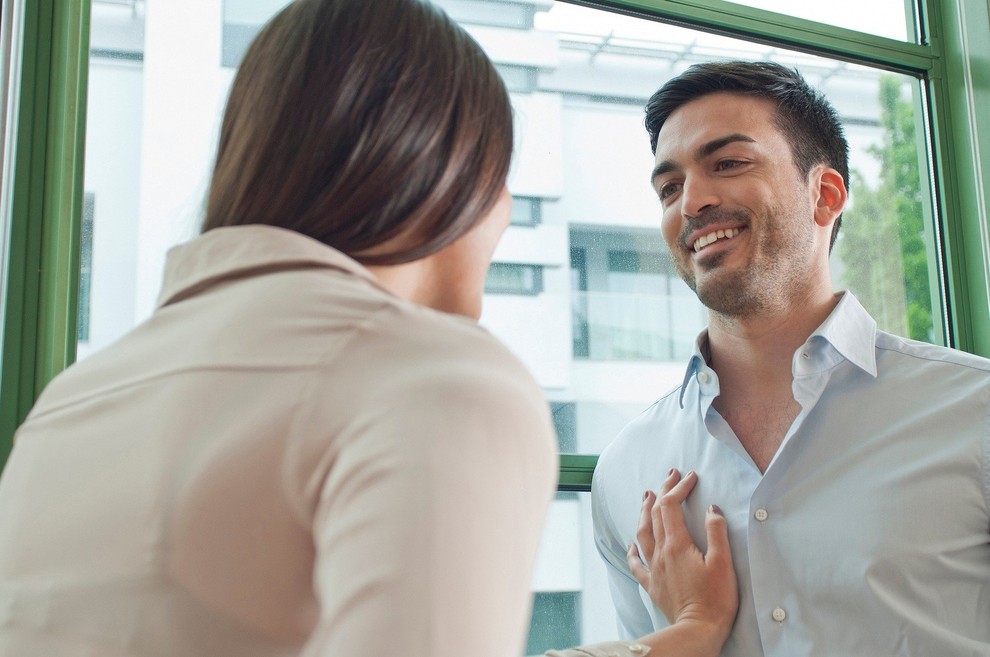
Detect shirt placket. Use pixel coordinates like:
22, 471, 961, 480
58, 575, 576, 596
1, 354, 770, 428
747, 349, 833, 657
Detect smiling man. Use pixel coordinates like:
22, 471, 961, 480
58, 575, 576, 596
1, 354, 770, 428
591, 61, 990, 657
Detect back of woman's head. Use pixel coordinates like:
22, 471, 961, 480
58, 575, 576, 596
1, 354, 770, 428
203, 0, 513, 265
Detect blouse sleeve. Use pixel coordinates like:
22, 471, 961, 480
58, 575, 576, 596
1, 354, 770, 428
289, 324, 558, 657
546, 641, 652, 656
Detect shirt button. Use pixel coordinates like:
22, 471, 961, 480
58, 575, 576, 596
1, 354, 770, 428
772, 606, 787, 622
628, 645, 645, 654
698, 371, 710, 384
754, 508, 769, 522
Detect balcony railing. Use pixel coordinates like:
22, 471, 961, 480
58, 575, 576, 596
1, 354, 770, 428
572, 290, 706, 362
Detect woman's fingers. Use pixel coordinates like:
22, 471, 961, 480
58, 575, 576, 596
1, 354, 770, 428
656, 470, 697, 549
704, 503, 731, 570
632, 470, 738, 632
703, 503, 740, 626
647, 469, 682, 549
635, 490, 657, 559
626, 542, 649, 589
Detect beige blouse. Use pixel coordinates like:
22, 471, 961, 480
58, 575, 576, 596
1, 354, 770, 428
0, 225, 648, 657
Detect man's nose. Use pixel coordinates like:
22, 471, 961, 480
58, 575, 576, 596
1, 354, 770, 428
681, 175, 720, 218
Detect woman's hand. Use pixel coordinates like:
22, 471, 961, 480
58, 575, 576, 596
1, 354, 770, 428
626, 469, 738, 652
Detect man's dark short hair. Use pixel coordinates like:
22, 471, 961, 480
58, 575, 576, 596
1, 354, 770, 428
645, 61, 849, 249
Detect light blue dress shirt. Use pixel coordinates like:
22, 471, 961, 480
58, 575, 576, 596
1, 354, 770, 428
592, 292, 990, 656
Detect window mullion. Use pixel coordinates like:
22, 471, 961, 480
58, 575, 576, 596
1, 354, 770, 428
921, 0, 990, 357
0, 0, 90, 470
559, 454, 598, 492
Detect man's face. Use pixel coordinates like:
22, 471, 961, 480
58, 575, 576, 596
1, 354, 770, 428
651, 92, 826, 318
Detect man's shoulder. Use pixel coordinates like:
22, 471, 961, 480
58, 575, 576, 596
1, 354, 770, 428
875, 330, 990, 375
596, 383, 687, 466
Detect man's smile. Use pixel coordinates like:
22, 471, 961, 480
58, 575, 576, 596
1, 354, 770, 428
692, 226, 744, 253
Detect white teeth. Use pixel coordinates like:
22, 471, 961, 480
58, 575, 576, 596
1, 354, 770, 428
693, 227, 740, 252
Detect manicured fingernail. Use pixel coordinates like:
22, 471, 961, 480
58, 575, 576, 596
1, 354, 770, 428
709, 504, 722, 515
667, 468, 675, 476
643, 490, 649, 501
686, 470, 696, 479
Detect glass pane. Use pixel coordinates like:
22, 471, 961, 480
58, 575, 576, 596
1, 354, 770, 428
735, 0, 918, 43
511, 196, 542, 226
730, 0, 917, 42
81, 0, 941, 460
81, 0, 145, 362
486, 263, 544, 296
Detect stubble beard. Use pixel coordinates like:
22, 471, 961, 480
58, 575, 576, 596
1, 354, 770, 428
681, 253, 771, 319
677, 205, 813, 320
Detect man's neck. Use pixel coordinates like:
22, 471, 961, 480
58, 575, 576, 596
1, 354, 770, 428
706, 289, 841, 385
704, 289, 841, 472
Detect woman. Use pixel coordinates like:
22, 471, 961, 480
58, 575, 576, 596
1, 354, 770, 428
0, 1, 735, 655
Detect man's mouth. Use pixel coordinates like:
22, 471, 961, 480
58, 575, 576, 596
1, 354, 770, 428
692, 227, 743, 253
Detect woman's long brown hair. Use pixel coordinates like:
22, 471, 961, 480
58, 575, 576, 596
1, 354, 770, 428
203, 0, 513, 265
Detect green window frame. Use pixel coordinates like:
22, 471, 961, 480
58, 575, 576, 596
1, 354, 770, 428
2, 0, 989, 488
1, 0, 89, 468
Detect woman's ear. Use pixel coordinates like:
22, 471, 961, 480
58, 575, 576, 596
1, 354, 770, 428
814, 167, 847, 228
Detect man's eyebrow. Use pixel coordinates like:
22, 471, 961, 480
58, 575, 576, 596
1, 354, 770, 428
697, 133, 756, 159
650, 160, 677, 185
650, 133, 757, 184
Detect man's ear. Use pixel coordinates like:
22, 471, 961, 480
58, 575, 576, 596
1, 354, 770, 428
814, 167, 847, 228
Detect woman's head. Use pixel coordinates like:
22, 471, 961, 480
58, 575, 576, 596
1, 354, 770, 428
203, 0, 513, 266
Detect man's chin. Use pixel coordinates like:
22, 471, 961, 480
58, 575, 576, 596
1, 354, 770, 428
695, 273, 759, 318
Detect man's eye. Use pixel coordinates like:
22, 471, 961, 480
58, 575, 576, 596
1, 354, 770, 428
658, 182, 682, 201
716, 159, 743, 171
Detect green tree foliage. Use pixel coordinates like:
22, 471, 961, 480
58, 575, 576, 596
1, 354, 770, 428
837, 75, 933, 341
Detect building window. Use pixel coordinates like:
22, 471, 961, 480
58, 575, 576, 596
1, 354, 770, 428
485, 263, 543, 295
220, 0, 293, 68
526, 591, 582, 656
511, 196, 542, 226
570, 247, 590, 359
77, 194, 95, 343
496, 64, 539, 93
221, 23, 256, 68
434, 0, 536, 30
571, 229, 706, 362
550, 402, 577, 453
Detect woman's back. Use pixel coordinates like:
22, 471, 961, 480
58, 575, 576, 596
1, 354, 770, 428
0, 225, 557, 657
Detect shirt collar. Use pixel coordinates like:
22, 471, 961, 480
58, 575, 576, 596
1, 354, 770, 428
156, 225, 392, 309
679, 330, 710, 408
808, 290, 878, 377
677, 290, 878, 408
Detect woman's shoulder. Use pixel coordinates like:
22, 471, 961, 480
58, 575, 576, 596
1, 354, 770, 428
283, 294, 558, 524
359, 297, 532, 382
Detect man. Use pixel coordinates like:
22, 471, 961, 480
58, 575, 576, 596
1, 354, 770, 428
592, 60, 990, 656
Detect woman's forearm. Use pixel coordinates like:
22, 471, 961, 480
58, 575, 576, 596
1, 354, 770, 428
545, 619, 728, 657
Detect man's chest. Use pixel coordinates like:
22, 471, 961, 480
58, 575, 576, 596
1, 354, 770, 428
712, 395, 802, 473
607, 403, 990, 656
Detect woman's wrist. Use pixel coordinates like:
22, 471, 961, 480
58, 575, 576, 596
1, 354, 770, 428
636, 618, 729, 657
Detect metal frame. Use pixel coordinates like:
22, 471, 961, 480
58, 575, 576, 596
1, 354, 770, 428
0, 0, 90, 466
